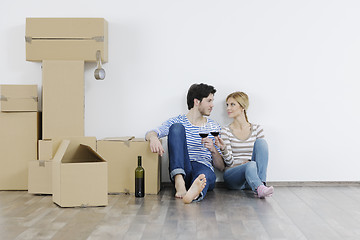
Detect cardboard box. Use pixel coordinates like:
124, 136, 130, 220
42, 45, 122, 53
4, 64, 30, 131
42, 60, 84, 139
0, 85, 38, 112
0, 112, 38, 190
38, 139, 53, 160
38, 136, 92, 161
28, 160, 52, 194
52, 137, 108, 207
26, 18, 108, 62
97, 137, 161, 194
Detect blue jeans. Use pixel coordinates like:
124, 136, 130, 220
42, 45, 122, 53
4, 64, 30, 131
223, 138, 268, 191
168, 123, 216, 201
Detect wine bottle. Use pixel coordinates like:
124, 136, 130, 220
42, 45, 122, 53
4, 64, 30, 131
135, 156, 145, 197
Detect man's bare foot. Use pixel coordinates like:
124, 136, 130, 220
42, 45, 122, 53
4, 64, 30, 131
183, 174, 206, 204
174, 175, 187, 198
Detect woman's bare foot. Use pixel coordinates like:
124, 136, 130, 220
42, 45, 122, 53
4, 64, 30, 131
174, 174, 187, 198
183, 174, 206, 204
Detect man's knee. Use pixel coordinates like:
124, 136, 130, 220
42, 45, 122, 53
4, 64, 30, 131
169, 123, 185, 138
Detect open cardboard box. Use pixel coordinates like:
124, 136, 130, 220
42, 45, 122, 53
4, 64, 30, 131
52, 138, 108, 207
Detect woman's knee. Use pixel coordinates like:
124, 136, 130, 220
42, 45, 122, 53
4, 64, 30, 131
254, 138, 268, 152
245, 161, 257, 173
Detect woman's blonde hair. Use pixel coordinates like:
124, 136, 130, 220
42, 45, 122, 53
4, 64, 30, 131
226, 91, 249, 122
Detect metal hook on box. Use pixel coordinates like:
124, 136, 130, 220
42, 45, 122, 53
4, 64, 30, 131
94, 50, 106, 80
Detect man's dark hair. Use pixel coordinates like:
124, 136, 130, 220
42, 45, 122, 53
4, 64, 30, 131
186, 83, 216, 110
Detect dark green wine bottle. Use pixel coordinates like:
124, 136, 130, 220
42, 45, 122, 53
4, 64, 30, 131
135, 156, 145, 197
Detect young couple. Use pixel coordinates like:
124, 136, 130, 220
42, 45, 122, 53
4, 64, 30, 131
145, 83, 274, 203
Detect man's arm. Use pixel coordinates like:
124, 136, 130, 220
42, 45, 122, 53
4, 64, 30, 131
145, 131, 165, 157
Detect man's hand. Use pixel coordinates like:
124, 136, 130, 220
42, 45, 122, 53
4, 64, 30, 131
146, 132, 165, 156
202, 137, 225, 171
202, 137, 217, 153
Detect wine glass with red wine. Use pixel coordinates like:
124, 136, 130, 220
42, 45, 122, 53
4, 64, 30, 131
199, 123, 210, 148
210, 125, 220, 137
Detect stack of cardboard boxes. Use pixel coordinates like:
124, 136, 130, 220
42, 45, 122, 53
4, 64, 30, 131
24, 18, 109, 208
3, 18, 162, 208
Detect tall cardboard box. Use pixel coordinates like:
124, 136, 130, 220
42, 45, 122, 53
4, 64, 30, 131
42, 60, 84, 139
52, 137, 108, 207
97, 137, 161, 194
0, 112, 38, 190
26, 18, 108, 62
0, 85, 38, 112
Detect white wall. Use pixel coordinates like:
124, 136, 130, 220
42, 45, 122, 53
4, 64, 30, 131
1, 0, 360, 182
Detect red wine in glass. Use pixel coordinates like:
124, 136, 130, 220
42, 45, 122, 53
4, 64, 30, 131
210, 132, 219, 137
199, 133, 209, 138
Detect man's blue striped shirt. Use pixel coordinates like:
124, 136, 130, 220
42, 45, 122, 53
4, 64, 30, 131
151, 114, 221, 172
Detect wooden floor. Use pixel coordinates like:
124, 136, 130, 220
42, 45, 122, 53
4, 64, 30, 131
1, 186, 360, 240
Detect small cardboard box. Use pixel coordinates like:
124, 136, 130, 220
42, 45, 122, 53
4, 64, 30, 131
97, 137, 161, 194
52, 137, 108, 207
42, 60, 84, 139
0, 85, 38, 112
28, 160, 52, 194
26, 18, 108, 62
0, 112, 38, 190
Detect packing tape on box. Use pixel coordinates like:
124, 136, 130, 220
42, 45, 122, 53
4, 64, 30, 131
39, 160, 45, 167
124, 136, 135, 147
25, 36, 104, 43
0, 96, 38, 102
102, 136, 135, 147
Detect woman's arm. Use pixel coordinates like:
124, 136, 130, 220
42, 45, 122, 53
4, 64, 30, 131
217, 129, 234, 167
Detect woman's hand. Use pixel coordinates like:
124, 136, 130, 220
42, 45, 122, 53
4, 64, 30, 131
214, 136, 226, 151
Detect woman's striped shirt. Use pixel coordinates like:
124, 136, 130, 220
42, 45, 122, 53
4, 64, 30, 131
151, 114, 221, 172
221, 123, 264, 168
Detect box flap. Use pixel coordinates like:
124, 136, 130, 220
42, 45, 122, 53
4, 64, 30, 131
78, 144, 106, 162
53, 140, 70, 164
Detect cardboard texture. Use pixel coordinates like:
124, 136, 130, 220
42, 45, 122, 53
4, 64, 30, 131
0, 112, 38, 190
97, 137, 161, 194
26, 18, 108, 62
42, 60, 84, 139
0, 85, 38, 112
52, 137, 108, 207
28, 160, 52, 194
